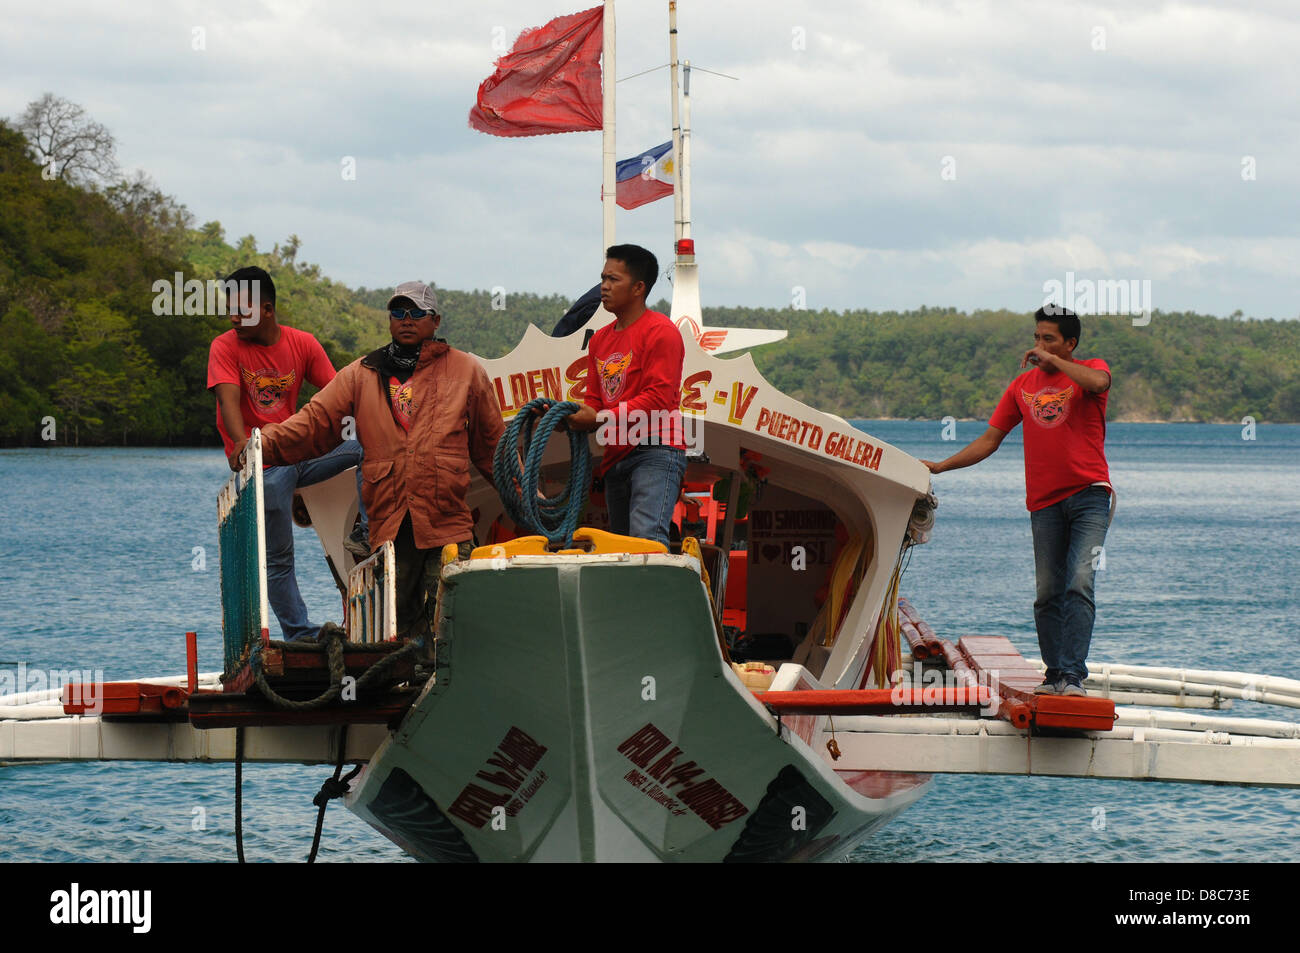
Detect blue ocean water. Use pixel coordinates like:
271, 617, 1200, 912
0, 423, 1296, 862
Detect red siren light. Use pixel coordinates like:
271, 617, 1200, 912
676, 239, 695, 255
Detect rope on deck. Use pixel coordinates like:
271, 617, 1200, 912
493, 397, 590, 548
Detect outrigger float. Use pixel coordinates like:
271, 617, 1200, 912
5, 2, 1300, 862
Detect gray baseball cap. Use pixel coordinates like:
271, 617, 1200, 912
386, 281, 440, 314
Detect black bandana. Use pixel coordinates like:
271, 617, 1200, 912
381, 339, 421, 382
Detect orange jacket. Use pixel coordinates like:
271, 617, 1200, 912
261, 340, 504, 550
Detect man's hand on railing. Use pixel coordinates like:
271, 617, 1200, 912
228, 438, 249, 472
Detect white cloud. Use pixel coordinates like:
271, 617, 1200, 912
2, 0, 1297, 318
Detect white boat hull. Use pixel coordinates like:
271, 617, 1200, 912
346, 553, 929, 862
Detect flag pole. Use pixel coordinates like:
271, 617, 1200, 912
602, 0, 616, 253
681, 59, 692, 243
669, 1, 683, 248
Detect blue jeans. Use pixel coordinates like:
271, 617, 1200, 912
1029, 485, 1112, 684
603, 446, 687, 547
262, 440, 365, 641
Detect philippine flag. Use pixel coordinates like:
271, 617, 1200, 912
615, 141, 675, 210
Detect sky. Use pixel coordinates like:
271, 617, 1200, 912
3, 0, 1298, 319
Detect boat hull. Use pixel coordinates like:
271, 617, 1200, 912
346, 554, 929, 861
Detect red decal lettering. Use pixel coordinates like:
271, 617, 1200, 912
509, 373, 528, 408
646, 747, 683, 782
475, 765, 523, 792
663, 760, 706, 791
448, 783, 509, 829
542, 366, 562, 400
494, 377, 514, 414
498, 726, 547, 771
565, 357, 588, 404
527, 368, 544, 399
678, 779, 749, 830
869, 447, 883, 470
728, 383, 758, 425
681, 370, 711, 415
617, 723, 671, 769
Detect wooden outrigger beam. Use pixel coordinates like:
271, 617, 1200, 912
822, 713, 1300, 788
0, 715, 388, 764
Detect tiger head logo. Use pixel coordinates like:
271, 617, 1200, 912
1023, 384, 1074, 428
242, 366, 296, 413
597, 350, 634, 403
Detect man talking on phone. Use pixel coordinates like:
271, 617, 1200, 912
922, 306, 1113, 697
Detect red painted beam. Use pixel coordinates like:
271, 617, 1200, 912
186, 631, 198, 695
61, 682, 191, 716
755, 687, 993, 715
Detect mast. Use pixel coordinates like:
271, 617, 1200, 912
601, 0, 616, 253
667, 8, 700, 331
669, 1, 683, 247
681, 60, 692, 243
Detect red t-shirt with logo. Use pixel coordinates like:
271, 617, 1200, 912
207, 326, 336, 456
388, 376, 414, 432
989, 358, 1111, 512
585, 309, 686, 474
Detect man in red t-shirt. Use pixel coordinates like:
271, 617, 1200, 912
565, 244, 686, 546
207, 266, 364, 642
923, 307, 1113, 696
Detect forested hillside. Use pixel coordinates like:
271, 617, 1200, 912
2, 103, 1297, 448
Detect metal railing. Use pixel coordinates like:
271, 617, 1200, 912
217, 430, 268, 675
347, 541, 396, 643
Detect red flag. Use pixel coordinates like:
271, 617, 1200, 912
469, 6, 604, 138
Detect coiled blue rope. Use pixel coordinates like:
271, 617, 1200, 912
493, 397, 591, 547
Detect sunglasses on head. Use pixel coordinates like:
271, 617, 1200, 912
390, 308, 435, 320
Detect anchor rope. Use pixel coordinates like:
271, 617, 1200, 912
308, 725, 363, 863
493, 397, 591, 548
249, 622, 428, 711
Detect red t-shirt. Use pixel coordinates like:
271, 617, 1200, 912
989, 358, 1112, 512
206, 326, 336, 456
585, 309, 686, 474
388, 376, 414, 432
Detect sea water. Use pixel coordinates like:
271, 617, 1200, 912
0, 422, 1296, 862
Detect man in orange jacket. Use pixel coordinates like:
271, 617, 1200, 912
233, 281, 504, 643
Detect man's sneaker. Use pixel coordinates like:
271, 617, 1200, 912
344, 524, 371, 561
1061, 678, 1087, 697
1033, 679, 1064, 695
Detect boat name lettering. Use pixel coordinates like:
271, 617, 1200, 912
823, 431, 884, 471
492, 359, 588, 417
616, 723, 749, 829
448, 726, 549, 828
680, 370, 712, 415
755, 407, 823, 450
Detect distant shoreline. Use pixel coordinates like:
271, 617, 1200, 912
6, 418, 1296, 453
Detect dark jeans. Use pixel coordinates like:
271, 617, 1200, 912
603, 445, 687, 547
392, 516, 471, 647
1029, 485, 1112, 684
